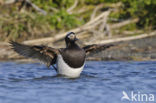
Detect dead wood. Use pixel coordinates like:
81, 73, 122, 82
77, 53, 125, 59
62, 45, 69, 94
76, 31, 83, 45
111, 18, 139, 29
84, 31, 156, 45
4, 0, 47, 15
67, 0, 78, 14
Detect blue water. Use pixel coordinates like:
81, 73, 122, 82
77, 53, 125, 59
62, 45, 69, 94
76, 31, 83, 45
0, 61, 156, 103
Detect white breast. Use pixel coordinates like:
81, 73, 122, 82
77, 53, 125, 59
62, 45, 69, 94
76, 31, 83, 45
56, 55, 84, 78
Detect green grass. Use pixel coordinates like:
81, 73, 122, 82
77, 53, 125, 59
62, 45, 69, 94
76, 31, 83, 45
0, 0, 155, 41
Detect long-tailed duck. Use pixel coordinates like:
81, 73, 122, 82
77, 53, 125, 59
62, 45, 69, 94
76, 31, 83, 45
10, 32, 113, 78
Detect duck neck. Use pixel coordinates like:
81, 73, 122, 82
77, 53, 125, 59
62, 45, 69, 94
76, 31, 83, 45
66, 41, 77, 48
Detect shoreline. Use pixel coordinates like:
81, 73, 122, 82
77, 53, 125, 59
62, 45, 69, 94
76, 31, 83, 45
1, 33, 156, 62
87, 35, 156, 61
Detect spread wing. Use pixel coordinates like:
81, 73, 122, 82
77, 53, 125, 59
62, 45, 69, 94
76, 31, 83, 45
10, 41, 59, 67
83, 44, 114, 54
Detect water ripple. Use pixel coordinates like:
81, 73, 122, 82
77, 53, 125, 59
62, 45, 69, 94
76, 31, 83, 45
0, 61, 155, 103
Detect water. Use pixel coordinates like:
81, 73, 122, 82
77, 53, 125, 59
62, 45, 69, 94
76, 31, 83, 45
0, 61, 156, 103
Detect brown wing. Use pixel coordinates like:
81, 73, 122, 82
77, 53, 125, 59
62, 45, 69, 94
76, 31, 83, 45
83, 44, 114, 54
10, 41, 59, 67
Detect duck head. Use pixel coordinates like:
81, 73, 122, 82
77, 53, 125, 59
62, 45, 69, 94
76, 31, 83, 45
65, 32, 78, 47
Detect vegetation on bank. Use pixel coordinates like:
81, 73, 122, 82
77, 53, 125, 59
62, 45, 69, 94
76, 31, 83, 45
0, 0, 156, 42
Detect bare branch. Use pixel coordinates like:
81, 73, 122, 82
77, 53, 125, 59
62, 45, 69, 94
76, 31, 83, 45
86, 10, 111, 26
111, 18, 139, 29
85, 31, 156, 45
67, 0, 78, 14
90, 4, 104, 20
4, 0, 16, 4
4, 0, 47, 15
25, 0, 47, 15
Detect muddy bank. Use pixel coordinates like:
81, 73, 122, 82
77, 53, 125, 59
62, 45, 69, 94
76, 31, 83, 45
87, 35, 156, 61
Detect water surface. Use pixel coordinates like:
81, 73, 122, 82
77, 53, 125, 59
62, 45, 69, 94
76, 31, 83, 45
0, 61, 156, 103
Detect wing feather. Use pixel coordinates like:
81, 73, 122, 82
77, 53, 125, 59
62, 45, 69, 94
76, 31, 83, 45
83, 44, 114, 54
10, 41, 59, 67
